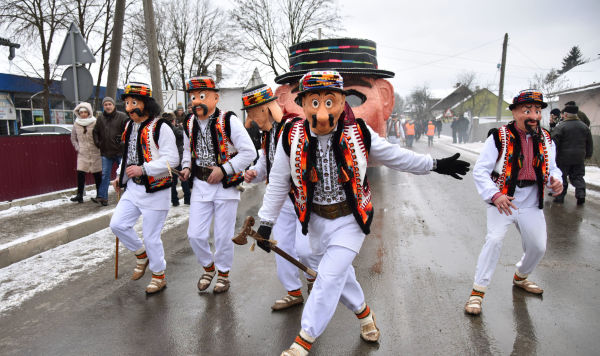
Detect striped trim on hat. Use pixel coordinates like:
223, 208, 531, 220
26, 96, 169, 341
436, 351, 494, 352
122, 82, 152, 98
509, 89, 548, 110
186, 76, 218, 92
298, 70, 344, 95
241, 84, 277, 110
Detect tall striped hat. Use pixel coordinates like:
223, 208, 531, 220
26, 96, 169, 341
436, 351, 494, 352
121, 82, 152, 100
275, 38, 394, 84
241, 84, 278, 110
297, 70, 344, 96
509, 89, 548, 110
185, 76, 219, 92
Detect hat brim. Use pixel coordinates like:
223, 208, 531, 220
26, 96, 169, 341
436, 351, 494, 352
121, 93, 153, 101
294, 88, 349, 106
241, 96, 278, 110
275, 68, 395, 85
509, 100, 548, 111
185, 88, 219, 93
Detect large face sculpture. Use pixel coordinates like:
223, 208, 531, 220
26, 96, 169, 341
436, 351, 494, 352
276, 76, 394, 136
189, 89, 219, 119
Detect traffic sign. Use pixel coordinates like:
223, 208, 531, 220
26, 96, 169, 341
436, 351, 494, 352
56, 23, 95, 65
61, 66, 94, 102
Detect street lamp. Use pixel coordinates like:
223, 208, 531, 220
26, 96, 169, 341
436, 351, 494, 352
30, 90, 44, 124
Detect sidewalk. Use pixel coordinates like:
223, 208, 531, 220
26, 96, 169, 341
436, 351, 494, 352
435, 134, 600, 192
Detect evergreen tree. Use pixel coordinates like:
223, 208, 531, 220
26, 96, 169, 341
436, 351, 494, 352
558, 46, 586, 74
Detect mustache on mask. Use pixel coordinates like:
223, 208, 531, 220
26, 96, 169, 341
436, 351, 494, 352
127, 108, 144, 117
193, 104, 208, 116
525, 119, 540, 138
311, 114, 335, 128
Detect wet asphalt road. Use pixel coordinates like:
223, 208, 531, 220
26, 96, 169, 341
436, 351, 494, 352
1, 138, 599, 355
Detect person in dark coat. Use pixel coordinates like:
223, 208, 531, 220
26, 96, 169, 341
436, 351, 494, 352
564, 101, 590, 127
549, 108, 561, 133
551, 105, 594, 205
92, 97, 128, 206
165, 112, 191, 206
456, 115, 470, 143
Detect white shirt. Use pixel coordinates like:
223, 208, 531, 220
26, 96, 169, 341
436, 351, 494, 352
473, 134, 562, 209
181, 111, 256, 201
258, 124, 434, 225
116, 122, 180, 210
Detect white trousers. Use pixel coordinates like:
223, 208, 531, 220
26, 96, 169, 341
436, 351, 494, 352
187, 199, 238, 272
474, 206, 547, 287
110, 199, 168, 273
295, 230, 320, 280
273, 201, 303, 292
301, 218, 366, 339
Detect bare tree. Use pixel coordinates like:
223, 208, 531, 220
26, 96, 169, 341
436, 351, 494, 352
409, 85, 432, 122
529, 69, 569, 96
231, 0, 342, 77
0, 0, 71, 123
456, 71, 477, 91
393, 92, 405, 115
120, 8, 146, 84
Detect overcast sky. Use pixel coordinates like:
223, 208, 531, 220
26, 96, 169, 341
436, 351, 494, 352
2, 0, 599, 102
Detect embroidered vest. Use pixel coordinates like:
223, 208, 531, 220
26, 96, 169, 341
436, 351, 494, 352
491, 121, 551, 209
119, 117, 172, 193
282, 112, 373, 235
185, 108, 244, 188
262, 115, 294, 183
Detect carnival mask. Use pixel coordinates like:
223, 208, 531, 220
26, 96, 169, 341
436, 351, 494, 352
124, 96, 146, 122
301, 90, 346, 135
246, 101, 283, 132
189, 89, 219, 119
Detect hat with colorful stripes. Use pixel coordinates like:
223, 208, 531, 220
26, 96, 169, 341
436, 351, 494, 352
509, 89, 548, 110
185, 76, 219, 92
121, 82, 152, 100
241, 84, 278, 110
275, 38, 394, 84
297, 70, 345, 97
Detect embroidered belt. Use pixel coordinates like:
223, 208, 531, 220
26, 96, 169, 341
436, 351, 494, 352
194, 166, 213, 181
516, 180, 536, 188
312, 202, 352, 220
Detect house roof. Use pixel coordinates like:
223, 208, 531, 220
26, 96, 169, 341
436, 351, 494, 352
558, 57, 600, 89
0, 72, 122, 98
430, 85, 473, 111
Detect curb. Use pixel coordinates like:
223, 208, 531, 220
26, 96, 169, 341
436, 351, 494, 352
0, 185, 97, 212
0, 211, 113, 269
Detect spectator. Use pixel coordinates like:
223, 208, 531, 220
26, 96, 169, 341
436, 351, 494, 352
457, 115, 470, 143
386, 114, 404, 145
549, 108, 561, 133
164, 112, 191, 206
435, 118, 443, 138
187, 102, 193, 115
426, 120, 435, 147
404, 119, 415, 148
93, 97, 128, 206
564, 101, 590, 127
70, 102, 102, 203
451, 117, 458, 143
174, 102, 187, 126
551, 105, 594, 205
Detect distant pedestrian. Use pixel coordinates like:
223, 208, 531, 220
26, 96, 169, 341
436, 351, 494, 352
164, 112, 191, 206
451, 117, 458, 143
426, 120, 435, 147
465, 90, 563, 316
70, 102, 102, 203
174, 102, 187, 126
564, 101, 590, 127
386, 114, 404, 145
551, 104, 593, 205
404, 119, 415, 148
457, 115, 469, 143
93, 97, 128, 206
549, 108, 561, 133
435, 118, 443, 138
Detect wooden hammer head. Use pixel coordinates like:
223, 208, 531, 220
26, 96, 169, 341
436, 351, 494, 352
232, 216, 255, 245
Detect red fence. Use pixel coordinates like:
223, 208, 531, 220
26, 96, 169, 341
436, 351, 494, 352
0, 135, 89, 201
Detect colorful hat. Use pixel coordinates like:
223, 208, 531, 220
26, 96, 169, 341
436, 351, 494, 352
121, 82, 152, 100
241, 84, 278, 110
297, 70, 345, 96
275, 38, 394, 84
185, 76, 219, 92
509, 89, 548, 110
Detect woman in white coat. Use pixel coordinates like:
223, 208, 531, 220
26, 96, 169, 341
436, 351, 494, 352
70, 102, 102, 203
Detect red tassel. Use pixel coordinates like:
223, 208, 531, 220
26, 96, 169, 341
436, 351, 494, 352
339, 167, 350, 183
310, 167, 318, 182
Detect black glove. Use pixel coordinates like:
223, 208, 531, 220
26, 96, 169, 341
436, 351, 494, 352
433, 153, 470, 180
256, 225, 273, 253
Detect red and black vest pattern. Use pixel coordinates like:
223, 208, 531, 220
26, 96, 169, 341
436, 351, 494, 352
491, 121, 551, 209
282, 107, 373, 235
185, 108, 244, 188
119, 117, 172, 193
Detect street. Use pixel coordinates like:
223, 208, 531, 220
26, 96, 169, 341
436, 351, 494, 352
1, 137, 599, 355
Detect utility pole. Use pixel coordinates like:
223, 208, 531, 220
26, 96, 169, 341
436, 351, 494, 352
142, 0, 163, 107
496, 33, 508, 122
106, 0, 125, 100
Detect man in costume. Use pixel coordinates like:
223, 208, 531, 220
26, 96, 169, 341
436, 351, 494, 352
242, 83, 318, 310
180, 76, 256, 293
255, 70, 470, 355
109, 82, 180, 294
464, 89, 563, 315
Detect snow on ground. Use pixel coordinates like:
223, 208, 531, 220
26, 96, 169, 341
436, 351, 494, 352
0, 196, 72, 219
0, 205, 190, 316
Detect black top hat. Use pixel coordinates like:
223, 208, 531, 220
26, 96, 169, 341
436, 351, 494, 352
274, 38, 395, 84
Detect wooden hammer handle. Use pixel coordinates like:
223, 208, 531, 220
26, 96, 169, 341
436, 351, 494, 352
271, 245, 317, 278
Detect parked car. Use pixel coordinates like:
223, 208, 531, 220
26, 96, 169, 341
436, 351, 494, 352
19, 124, 72, 135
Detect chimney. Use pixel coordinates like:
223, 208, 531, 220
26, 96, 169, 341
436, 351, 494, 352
215, 64, 223, 84
456, 83, 460, 88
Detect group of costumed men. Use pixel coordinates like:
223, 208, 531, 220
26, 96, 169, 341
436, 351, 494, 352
108, 37, 562, 356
